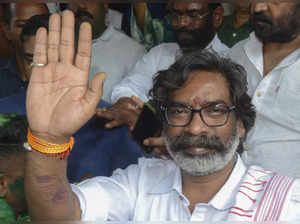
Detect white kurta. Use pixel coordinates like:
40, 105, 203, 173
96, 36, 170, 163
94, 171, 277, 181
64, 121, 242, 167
111, 34, 229, 103
89, 25, 145, 103
72, 156, 300, 222
230, 33, 300, 177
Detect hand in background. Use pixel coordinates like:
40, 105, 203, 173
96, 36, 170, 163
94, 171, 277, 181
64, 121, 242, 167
96, 96, 144, 131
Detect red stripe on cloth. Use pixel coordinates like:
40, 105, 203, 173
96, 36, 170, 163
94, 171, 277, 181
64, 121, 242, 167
231, 206, 254, 213
238, 190, 257, 204
254, 174, 295, 221
240, 185, 264, 193
241, 181, 267, 186
228, 211, 253, 218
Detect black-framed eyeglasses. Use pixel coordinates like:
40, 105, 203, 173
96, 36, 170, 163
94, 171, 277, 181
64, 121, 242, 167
170, 10, 210, 25
162, 102, 236, 127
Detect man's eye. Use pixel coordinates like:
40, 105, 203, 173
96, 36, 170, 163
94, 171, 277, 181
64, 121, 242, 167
16, 23, 25, 28
205, 106, 227, 115
169, 107, 189, 115
187, 13, 200, 18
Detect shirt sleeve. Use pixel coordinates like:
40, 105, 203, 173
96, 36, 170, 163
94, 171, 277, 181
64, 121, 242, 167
71, 164, 140, 221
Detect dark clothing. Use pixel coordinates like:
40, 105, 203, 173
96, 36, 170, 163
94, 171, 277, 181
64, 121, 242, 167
0, 58, 27, 99
0, 89, 144, 182
218, 14, 252, 48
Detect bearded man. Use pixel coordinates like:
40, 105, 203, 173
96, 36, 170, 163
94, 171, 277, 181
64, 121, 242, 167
24, 11, 300, 221
230, 1, 300, 177
95, 0, 228, 131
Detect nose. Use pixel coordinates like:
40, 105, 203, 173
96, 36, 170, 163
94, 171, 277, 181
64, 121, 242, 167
176, 15, 190, 28
78, 2, 87, 10
253, 2, 268, 13
184, 112, 209, 136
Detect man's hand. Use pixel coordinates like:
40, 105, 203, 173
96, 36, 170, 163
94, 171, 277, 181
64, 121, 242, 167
144, 136, 170, 159
96, 96, 144, 130
26, 11, 105, 143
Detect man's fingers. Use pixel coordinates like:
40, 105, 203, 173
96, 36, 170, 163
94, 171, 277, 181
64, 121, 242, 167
33, 27, 48, 66
96, 108, 115, 120
48, 13, 60, 63
143, 136, 165, 147
152, 147, 170, 159
60, 10, 75, 64
75, 22, 92, 72
105, 120, 122, 129
85, 72, 106, 109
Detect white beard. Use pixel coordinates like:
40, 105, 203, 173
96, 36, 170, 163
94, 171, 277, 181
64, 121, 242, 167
164, 127, 240, 176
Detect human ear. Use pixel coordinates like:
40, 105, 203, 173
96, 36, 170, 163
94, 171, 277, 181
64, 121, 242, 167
103, 3, 109, 13
237, 120, 246, 139
212, 6, 224, 30
0, 176, 8, 198
0, 22, 12, 41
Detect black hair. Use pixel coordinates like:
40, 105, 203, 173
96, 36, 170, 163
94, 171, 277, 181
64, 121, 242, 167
150, 50, 256, 153
20, 13, 50, 43
208, 3, 222, 13
1, 4, 11, 25
0, 113, 28, 157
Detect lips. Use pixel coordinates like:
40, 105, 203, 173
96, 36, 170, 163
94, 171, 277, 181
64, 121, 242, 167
184, 147, 215, 156
255, 20, 272, 27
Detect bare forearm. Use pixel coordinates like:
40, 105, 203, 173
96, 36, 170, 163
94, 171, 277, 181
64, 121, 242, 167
25, 151, 80, 221
133, 3, 147, 33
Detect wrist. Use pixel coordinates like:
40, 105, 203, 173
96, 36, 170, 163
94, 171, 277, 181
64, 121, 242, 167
30, 130, 70, 145
27, 129, 74, 159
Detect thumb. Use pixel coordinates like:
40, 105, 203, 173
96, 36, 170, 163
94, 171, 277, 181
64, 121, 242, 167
86, 72, 106, 107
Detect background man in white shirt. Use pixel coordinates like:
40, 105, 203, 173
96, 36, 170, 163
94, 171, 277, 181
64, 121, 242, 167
96, 0, 228, 130
24, 11, 300, 221
69, 2, 145, 103
230, 1, 300, 177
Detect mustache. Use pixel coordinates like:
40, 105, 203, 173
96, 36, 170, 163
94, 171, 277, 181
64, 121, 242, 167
174, 28, 198, 35
170, 134, 226, 153
251, 12, 273, 26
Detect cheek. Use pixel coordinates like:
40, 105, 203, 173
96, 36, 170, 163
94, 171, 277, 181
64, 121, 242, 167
165, 125, 184, 138
216, 119, 237, 143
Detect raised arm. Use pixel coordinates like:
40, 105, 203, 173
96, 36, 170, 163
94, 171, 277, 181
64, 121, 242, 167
25, 11, 105, 221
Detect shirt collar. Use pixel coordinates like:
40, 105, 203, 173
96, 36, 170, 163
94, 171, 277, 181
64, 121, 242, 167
244, 32, 300, 75
92, 25, 114, 44
209, 155, 247, 210
207, 34, 229, 56
147, 155, 247, 211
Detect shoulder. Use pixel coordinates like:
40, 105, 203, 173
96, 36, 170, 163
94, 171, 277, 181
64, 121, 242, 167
145, 42, 179, 57
109, 27, 144, 49
229, 37, 250, 61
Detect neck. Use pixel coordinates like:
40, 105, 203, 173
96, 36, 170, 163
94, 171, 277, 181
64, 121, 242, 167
263, 35, 300, 76
234, 10, 249, 29
93, 25, 107, 40
181, 156, 236, 212
180, 34, 216, 55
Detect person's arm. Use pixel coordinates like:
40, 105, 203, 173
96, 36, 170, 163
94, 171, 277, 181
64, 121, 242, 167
25, 11, 105, 221
132, 3, 147, 33
110, 44, 167, 104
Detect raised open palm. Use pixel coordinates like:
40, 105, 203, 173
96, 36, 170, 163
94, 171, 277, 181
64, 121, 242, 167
26, 11, 105, 143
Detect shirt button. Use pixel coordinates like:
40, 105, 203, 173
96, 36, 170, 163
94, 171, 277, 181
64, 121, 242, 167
257, 92, 262, 97
233, 33, 237, 37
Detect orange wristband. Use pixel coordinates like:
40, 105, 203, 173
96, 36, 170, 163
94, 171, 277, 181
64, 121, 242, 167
27, 128, 74, 159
